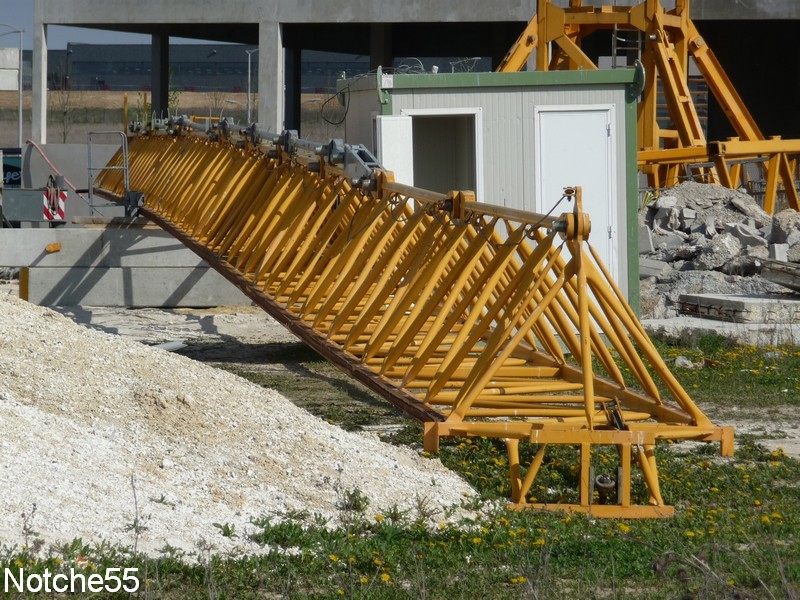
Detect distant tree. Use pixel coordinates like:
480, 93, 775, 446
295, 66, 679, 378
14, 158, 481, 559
48, 64, 82, 143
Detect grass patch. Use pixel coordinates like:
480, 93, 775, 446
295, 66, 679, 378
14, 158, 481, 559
655, 340, 800, 408
4, 440, 798, 598
4, 339, 799, 597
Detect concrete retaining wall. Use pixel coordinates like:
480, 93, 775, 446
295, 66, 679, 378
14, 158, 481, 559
1, 227, 250, 307
20, 266, 249, 307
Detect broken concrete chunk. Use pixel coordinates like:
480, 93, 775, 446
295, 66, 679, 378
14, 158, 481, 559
771, 209, 800, 244
654, 195, 678, 210
639, 224, 654, 254
789, 245, 800, 264
653, 206, 681, 231
674, 356, 695, 369
639, 258, 672, 279
745, 245, 769, 260
690, 232, 742, 271
701, 216, 717, 238
723, 222, 767, 247
722, 256, 760, 277
787, 231, 800, 247
675, 244, 702, 260
680, 207, 697, 231
729, 195, 771, 226
653, 232, 687, 250
770, 243, 790, 262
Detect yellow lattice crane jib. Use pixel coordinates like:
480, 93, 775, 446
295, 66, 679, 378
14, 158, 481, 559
96, 127, 733, 518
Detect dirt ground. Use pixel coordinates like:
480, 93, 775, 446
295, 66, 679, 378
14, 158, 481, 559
0, 90, 251, 111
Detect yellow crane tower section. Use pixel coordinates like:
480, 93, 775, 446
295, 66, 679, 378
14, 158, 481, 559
497, 0, 800, 214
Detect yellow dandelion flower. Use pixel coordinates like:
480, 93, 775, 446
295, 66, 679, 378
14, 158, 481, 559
685, 531, 695, 538
381, 573, 391, 583
360, 577, 368, 584
328, 554, 339, 562
375, 514, 384, 522
617, 523, 631, 533
761, 516, 771, 524
533, 538, 546, 546
754, 499, 761, 506
472, 537, 482, 544
337, 590, 345, 596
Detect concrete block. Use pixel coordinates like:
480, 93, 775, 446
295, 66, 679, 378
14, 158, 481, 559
21, 266, 251, 307
679, 293, 800, 324
639, 258, 672, 279
639, 225, 654, 254
0, 228, 206, 268
770, 243, 789, 262
653, 232, 686, 250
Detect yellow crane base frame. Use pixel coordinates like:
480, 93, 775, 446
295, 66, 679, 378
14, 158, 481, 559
498, 0, 800, 213
96, 133, 733, 518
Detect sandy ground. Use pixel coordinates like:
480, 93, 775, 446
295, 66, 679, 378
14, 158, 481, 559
0, 287, 478, 556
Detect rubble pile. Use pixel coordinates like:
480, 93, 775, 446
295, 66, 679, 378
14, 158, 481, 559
638, 182, 799, 319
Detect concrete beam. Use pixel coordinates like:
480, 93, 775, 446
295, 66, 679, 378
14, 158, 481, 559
35, 0, 537, 26
0, 228, 206, 268
679, 293, 800, 324
3, 227, 251, 307
21, 266, 251, 307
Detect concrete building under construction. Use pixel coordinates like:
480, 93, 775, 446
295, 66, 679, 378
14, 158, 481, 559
30, 0, 800, 142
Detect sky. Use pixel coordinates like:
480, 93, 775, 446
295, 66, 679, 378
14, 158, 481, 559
0, 0, 206, 49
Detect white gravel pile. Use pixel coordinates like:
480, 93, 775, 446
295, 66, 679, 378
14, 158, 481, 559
0, 293, 476, 556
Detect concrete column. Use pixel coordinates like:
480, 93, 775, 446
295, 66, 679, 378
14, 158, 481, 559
258, 21, 284, 133
369, 23, 393, 70
151, 33, 170, 119
31, 23, 48, 143
284, 45, 301, 132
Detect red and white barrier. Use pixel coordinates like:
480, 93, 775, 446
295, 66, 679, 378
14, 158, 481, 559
43, 188, 67, 221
